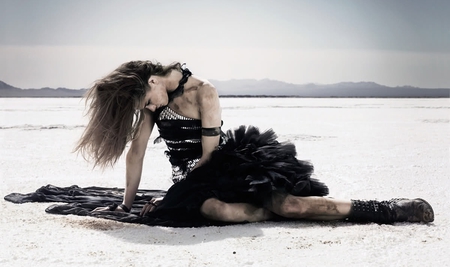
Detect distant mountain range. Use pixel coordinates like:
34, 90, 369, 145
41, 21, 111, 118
0, 81, 87, 97
0, 80, 448, 98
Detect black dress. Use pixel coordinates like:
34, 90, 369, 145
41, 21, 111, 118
148, 105, 329, 225
4, 67, 329, 227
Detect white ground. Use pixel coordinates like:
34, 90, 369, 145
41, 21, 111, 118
1, 98, 449, 267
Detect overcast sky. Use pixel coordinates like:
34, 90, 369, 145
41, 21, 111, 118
1, 0, 449, 89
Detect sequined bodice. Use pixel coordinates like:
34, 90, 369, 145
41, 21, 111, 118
155, 106, 203, 183
153, 65, 225, 183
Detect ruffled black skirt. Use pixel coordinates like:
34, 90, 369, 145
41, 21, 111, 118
5, 126, 328, 227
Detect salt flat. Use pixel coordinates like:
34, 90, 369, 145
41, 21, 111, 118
1, 98, 449, 267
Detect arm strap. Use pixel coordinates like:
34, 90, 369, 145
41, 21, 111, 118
202, 127, 221, 136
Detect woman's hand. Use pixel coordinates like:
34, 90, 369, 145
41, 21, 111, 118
140, 197, 163, 216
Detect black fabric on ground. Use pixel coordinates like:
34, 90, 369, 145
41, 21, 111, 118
4, 185, 219, 227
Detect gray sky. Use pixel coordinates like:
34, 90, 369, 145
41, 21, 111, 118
1, 0, 449, 89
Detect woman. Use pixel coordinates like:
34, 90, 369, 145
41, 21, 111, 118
74, 60, 434, 226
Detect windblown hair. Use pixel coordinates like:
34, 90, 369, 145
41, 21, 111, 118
75, 60, 181, 168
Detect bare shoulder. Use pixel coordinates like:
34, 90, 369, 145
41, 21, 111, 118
196, 80, 219, 104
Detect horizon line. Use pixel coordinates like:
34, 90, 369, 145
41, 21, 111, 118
2, 79, 450, 90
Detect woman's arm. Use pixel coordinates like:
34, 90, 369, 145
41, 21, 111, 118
122, 109, 154, 209
195, 83, 222, 168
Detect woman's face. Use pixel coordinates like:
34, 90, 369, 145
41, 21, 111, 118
142, 76, 168, 112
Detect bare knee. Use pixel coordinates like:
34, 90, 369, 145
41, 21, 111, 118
200, 198, 271, 222
201, 198, 229, 221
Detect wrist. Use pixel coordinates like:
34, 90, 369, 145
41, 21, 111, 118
119, 204, 131, 213
106, 203, 131, 213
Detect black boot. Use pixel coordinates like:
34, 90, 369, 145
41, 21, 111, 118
348, 198, 434, 224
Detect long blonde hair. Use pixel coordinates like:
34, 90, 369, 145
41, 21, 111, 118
75, 60, 181, 167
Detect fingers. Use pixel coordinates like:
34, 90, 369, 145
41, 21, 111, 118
140, 203, 156, 216
140, 199, 159, 216
140, 205, 151, 216
92, 206, 110, 212
92, 206, 126, 213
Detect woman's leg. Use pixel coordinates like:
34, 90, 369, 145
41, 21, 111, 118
199, 194, 434, 224
265, 191, 434, 224
200, 198, 273, 223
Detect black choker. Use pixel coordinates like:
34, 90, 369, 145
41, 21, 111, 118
167, 63, 192, 102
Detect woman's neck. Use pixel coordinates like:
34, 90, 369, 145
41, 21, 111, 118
164, 70, 183, 93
